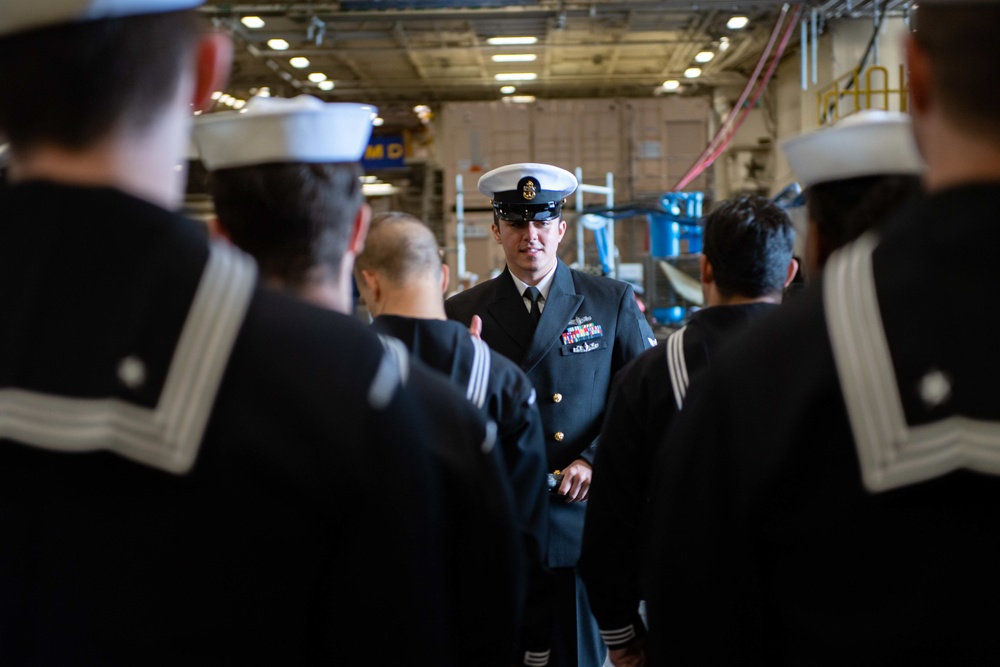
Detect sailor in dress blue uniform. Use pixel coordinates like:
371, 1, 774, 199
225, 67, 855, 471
643, 3, 1000, 663
0, 6, 485, 663
194, 96, 524, 666
579, 195, 798, 667
356, 211, 552, 667
446, 163, 655, 667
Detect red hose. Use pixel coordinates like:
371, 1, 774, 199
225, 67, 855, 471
698, 4, 803, 169
671, 3, 802, 191
671, 4, 789, 191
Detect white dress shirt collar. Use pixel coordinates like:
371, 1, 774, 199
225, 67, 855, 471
508, 262, 558, 310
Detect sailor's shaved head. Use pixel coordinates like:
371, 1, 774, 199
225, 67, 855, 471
355, 211, 443, 285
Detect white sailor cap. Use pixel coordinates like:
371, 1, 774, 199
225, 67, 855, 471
781, 110, 924, 188
479, 163, 578, 221
193, 95, 377, 171
0, 0, 203, 38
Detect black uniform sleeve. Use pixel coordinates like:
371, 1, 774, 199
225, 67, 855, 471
329, 369, 457, 664
643, 367, 763, 664
578, 285, 655, 467
407, 358, 526, 667
494, 374, 555, 665
613, 285, 656, 370
580, 352, 669, 648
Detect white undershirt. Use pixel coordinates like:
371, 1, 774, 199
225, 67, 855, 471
508, 263, 558, 313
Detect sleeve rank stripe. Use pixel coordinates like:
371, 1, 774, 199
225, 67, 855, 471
600, 624, 638, 644
523, 649, 551, 666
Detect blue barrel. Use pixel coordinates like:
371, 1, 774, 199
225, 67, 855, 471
649, 192, 704, 257
652, 306, 688, 324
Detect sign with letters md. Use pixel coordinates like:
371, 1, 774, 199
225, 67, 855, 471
362, 135, 406, 169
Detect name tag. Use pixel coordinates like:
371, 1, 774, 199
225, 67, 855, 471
560, 340, 608, 355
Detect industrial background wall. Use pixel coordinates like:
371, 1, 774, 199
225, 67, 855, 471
440, 96, 709, 281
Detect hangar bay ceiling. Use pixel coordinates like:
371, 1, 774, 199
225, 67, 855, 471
201, 0, 913, 129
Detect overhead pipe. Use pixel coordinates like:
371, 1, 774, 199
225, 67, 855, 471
671, 4, 799, 192
811, 7, 818, 84
670, 4, 791, 191
801, 18, 808, 90
695, 4, 803, 170
456, 174, 466, 279
872, 0, 880, 65
819, 0, 890, 123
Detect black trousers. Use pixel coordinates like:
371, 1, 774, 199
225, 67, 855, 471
549, 567, 607, 667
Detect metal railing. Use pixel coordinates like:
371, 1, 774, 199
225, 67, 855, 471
817, 64, 908, 126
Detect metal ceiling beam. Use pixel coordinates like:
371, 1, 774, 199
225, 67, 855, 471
240, 37, 720, 55
202, 1, 796, 19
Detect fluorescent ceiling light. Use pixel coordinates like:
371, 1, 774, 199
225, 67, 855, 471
240, 16, 265, 29
362, 183, 399, 197
491, 54, 537, 63
317, 80, 335, 91
267, 38, 290, 50
500, 85, 516, 94
495, 72, 537, 81
509, 95, 536, 103
719, 37, 731, 51
727, 16, 749, 29
210, 91, 223, 100
694, 51, 715, 63
373, 117, 385, 127
233, 99, 247, 109
487, 36, 538, 46
684, 67, 702, 78
308, 72, 327, 82
662, 79, 680, 90
413, 104, 431, 114
289, 57, 310, 68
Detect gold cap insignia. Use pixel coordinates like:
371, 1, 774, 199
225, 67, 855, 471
522, 180, 537, 201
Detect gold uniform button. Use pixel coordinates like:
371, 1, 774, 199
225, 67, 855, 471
552, 393, 563, 403
554, 431, 565, 442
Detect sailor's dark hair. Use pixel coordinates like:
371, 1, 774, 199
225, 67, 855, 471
210, 162, 364, 287
701, 195, 795, 298
0, 10, 202, 151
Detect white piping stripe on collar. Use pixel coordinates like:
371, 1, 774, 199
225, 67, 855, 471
467, 336, 491, 409
666, 326, 689, 411
372, 335, 410, 410
825, 233, 1000, 492
0, 241, 256, 475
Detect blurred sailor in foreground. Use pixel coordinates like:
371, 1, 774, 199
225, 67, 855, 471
446, 163, 656, 667
195, 96, 523, 666
579, 195, 797, 667
644, 1, 1000, 664
356, 211, 552, 667
0, 3, 467, 664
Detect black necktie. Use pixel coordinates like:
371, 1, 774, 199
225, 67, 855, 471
524, 286, 542, 326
